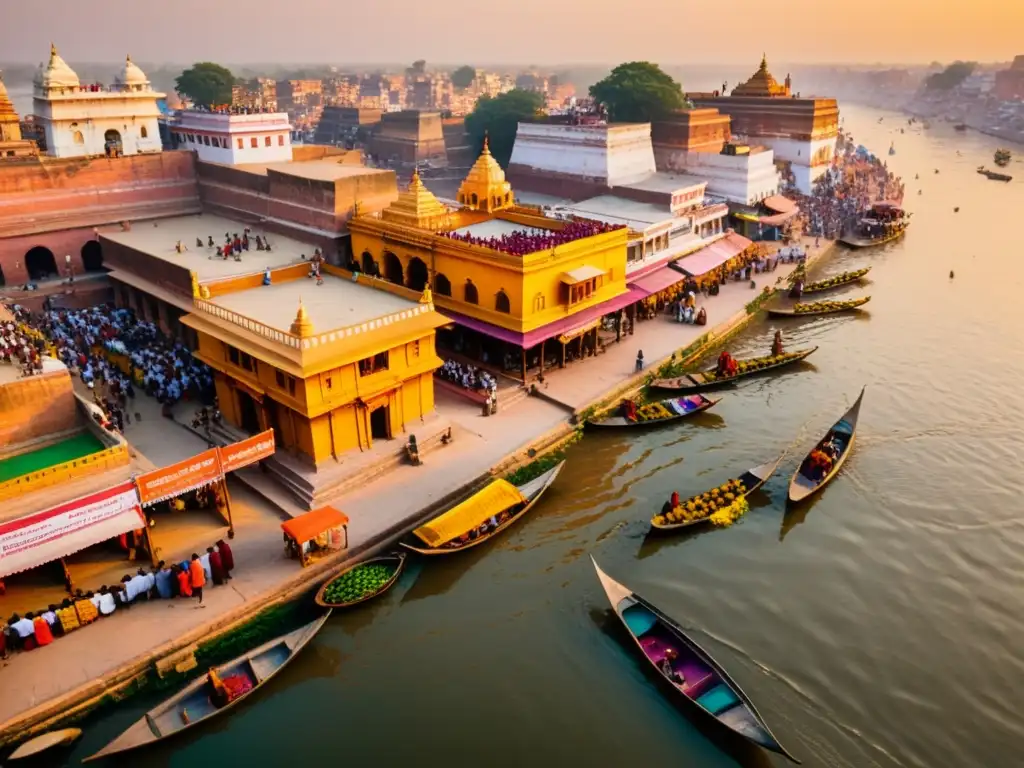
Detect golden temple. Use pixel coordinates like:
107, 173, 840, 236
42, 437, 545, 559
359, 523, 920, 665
731, 54, 792, 98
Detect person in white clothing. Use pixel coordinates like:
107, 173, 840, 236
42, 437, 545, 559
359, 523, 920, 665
98, 588, 117, 616
11, 614, 34, 639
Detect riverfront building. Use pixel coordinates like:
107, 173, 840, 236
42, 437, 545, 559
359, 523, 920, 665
32, 46, 164, 159
169, 109, 293, 165
689, 56, 839, 194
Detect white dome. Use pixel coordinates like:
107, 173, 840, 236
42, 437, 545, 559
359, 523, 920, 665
117, 55, 149, 87
35, 44, 79, 89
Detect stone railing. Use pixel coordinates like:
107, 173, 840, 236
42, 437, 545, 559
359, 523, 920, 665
192, 298, 436, 351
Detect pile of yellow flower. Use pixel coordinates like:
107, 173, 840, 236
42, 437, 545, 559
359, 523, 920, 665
793, 299, 860, 315
652, 478, 748, 527
708, 497, 750, 527
636, 402, 673, 421
16, 322, 45, 343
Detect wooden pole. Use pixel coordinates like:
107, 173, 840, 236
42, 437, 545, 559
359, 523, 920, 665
219, 475, 236, 538
539, 340, 545, 377
143, 524, 159, 567
520, 346, 527, 382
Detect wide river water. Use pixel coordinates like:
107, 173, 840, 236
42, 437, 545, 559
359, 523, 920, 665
61, 105, 1024, 767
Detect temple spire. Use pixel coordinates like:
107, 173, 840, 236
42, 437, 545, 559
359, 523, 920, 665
290, 299, 314, 337
51, 43, 58, 57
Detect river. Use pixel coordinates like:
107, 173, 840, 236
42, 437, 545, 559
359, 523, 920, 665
54, 105, 1024, 767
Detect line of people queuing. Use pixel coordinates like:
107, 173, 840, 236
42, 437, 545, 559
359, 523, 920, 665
0, 540, 235, 658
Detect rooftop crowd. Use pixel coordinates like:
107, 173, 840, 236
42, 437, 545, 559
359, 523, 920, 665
441, 219, 626, 256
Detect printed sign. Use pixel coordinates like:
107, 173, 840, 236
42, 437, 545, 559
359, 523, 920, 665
218, 430, 276, 473
0, 482, 145, 578
136, 448, 223, 507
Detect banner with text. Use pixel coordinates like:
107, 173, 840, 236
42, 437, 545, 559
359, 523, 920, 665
218, 430, 276, 474
0, 481, 145, 578
136, 448, 223, 507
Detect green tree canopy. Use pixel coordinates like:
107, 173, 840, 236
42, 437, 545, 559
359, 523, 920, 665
175, 62, 235, 108
451, 65, 476, 90
589, 61, 688, 123
925, 61, 976, 91
465, 89, 545, 168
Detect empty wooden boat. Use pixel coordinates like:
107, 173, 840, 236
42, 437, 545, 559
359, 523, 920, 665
788, 387, 866, 504
592, 558, 800, 763
84, 614, 330, 762
8, 728, 82, 760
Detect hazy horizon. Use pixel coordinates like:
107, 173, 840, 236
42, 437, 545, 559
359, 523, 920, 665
1, 0, 1020, 67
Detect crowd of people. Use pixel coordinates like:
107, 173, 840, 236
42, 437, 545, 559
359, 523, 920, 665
0, 313, 49, 377
438, 358, 498, 395
0, 540, 235, 658
441, 219, 625, 256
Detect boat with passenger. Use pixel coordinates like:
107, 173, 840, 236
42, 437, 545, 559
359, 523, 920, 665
994, 149, 1011, 167
838, 203, 909, 248
788, 387, 866, 504
650, 348, 816, 393
585, 395, 719, 429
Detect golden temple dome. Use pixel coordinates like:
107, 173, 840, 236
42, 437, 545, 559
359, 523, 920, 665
290, 299, 314, 337
382, 169, 453, 231
35, 43, 80, 90
730, 54, 790, 98
457, 136, 514, 213
116, 55, 150, 88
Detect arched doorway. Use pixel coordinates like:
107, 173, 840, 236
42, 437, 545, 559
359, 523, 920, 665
25, 246, 57, 281
81, 241, 104, 272
407, 257, 429, 292
104, 129, 123, 155
0, 264, 5, 287
434, 273, 451, 297
361, 251, 376, 275
383, 252, 404, 286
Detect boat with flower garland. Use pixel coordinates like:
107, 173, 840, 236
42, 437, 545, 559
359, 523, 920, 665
585, 394, 719, 430
650, 348, 817, 393
767, 297, 870, 318
802, 267, 871, 294
650, 451, 786, 531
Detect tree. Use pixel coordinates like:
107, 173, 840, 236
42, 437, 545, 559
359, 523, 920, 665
407, 60, 427, 78
451, 65, 476, 91
465, 89, 545, 168
175, 62, 235, 108
589, 61, 688, 123
925, 61, 976, 91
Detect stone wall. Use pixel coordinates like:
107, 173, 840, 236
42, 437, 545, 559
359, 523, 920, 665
100, 237, 193, 298
0, 368, 77, 453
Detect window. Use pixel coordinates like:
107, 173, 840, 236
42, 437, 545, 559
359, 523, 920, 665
568, 278, 598, 305
533, 293, 546, 312
240, 352, 256, 373
464, 280, 478, 305
265, 136, 272, 147
325, 376, 333, 390
288, 377, 296, 396
275, 371, 285, 387
278, 135, 285, 146
358, 352, 389, 376
228, 346, 240, 365
434, 273, 451, 297
411, 340, 420, 358
237, 137, 244, 149
140, 126, 148, 139
203, 135, 210, 146
251, 137, 258, 148
495, 290, 511, 314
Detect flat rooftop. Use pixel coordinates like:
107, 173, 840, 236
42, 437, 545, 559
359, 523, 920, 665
0, 357, 66, 386
229, 159, 391, 182
101, 214, 311, 282
619, 172, 707, 194
515, 191, 572, 208
454, 219, 547, 239
211, 273, 422, 333
564, 195, 677, 230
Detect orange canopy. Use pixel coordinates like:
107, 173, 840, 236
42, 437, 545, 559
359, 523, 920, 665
280, 506, 350, 545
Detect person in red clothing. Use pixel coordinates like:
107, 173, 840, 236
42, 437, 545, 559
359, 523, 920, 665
216, 539, 234, 580
189, 553, 206, 606
33, 614, 54, 647
176, 565, 192, 598
209, 546, 226, 586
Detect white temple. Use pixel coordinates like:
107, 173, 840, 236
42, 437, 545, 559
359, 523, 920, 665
32, 46, 164, 158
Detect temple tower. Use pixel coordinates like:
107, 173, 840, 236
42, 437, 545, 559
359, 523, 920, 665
457, 138, 514, 213
0, 72, 39, 158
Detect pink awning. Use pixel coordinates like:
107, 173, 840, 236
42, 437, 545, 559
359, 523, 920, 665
760, 209, 799, 227
763, 195, 797, 214
675, 233, 753, 277
629, 265, 688, 298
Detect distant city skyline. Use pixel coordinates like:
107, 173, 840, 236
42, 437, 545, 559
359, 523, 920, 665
1, 0, 1021, 66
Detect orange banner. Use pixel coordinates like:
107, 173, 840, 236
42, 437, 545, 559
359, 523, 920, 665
136, 448, 223, 507
218, 430, 276, 474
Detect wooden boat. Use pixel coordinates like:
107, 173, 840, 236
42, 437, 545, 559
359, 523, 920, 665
977, 166, 1012, 182
592, 558, 800, 763
8, 728, 82, 760
84, 614, 330, 762
788, 387, 866, 504
954, 123, 968, 132
767, 297, 870, 318
586, 394, 719, 429
838, 228, 907, 248
802, 267, 871, 294
994, 149, 1011, 167
650, 348, 816, 393
314, 552, 407, 608
651, 451, 786, 531
400, 462, 563, 555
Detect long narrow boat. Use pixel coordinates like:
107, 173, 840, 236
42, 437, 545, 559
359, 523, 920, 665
8, 728, 82, 761
400, 462, 563, 555
650, 348, 816, 393
314, 552, 407, 608
651, 452, 786, 531
802, 267, 871, 294
788, 387, 866, 504
767, 297, 870, 318
592, 558, 800, 763
586, 394, 719, 429
84, 614, 330, 762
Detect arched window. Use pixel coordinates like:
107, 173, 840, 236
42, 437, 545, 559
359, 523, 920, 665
434, 273, 452, 297
464, 280, 478, 305
504, 192, 510, 204
140, 125, 148, 139
360, 251, 376, 275
471, 193, 478, 207
383, 251, 404, 285
533, 293, 546, 312
407, 257, 429, 292
458, 194, 465, 204
81, 241, 104, 271
495, 290, 510, 314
